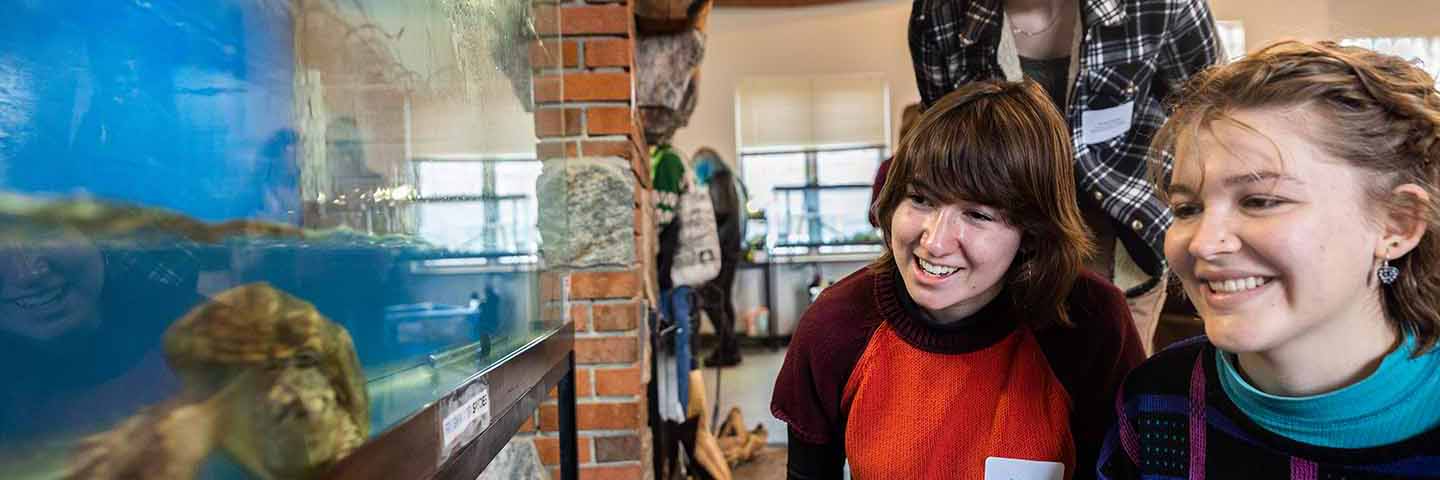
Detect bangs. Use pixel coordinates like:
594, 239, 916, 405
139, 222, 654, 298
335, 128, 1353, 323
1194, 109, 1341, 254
898, 93, 1060, 224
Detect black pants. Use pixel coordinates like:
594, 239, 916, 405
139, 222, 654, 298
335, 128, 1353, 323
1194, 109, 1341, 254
697, 255, 739, 356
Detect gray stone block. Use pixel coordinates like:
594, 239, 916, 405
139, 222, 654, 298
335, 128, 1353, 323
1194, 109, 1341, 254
536, 157, 637, 268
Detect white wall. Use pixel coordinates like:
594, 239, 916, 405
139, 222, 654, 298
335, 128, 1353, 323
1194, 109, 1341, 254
670, 0, 919, 172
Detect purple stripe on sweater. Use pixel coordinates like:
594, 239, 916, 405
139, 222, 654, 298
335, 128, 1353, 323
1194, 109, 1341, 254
1189, 357, 1207, 480
1290, 457, 1317, 480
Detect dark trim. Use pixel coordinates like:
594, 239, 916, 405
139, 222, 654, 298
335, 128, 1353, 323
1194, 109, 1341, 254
323, 321, 575, 480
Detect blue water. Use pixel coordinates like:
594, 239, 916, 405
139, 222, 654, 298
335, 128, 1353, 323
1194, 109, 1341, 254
0, 0, 551, 477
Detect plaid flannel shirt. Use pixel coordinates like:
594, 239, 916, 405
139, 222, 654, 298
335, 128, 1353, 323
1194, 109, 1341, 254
909, 0, 1221, 276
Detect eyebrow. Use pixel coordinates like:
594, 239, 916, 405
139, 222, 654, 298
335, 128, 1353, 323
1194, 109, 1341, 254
1168, 171, 1302, 197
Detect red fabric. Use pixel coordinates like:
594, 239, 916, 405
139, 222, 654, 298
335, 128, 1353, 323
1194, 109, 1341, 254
842, 321, 1075, 479
772, 266, 1143, 479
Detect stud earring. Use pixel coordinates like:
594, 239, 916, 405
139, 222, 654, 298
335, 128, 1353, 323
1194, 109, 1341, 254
1378, 257, 1400, 285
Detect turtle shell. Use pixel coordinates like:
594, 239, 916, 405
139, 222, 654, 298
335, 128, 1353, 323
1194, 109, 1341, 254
162, 283, 369, 447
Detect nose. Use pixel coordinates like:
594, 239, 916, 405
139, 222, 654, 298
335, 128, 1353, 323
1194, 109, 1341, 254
1186, 209, 1239, 260
2, 248, 53, 285
920, 206, 964, 256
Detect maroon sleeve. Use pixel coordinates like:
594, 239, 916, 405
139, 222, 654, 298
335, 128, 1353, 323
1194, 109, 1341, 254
1035, 271, 1146, 480
770, 269, 884, 445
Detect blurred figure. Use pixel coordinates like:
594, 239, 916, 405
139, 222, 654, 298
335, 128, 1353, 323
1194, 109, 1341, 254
870, 103, 922, 228
693, 147, 746, 367
0, 222, 199, 447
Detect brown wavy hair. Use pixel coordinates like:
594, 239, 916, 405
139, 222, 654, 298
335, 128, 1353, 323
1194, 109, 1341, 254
870, 80, 1093, 329
1151, 40, 1440, 354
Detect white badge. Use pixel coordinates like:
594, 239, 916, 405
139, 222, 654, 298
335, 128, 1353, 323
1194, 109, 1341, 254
984, 457, 1066, 480
1081, 101, 1135, 145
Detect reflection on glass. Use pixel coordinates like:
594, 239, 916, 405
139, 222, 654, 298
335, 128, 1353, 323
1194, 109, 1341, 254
0, 0, 558, 477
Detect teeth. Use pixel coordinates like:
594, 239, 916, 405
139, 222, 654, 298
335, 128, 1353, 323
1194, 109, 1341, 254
917, 257, 960, 277
1207, 276, 1267, 293
11, 286, 64, 309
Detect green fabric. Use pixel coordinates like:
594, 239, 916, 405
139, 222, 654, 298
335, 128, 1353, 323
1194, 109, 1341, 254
1217, 332, 1440, 448
651, 145, 686, 228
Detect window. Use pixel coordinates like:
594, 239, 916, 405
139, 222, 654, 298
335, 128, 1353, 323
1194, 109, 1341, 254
1341, 37, 1440, 87
1216, 20, 1246, 62
413, 155, 542, 262
735, 74, 889, 253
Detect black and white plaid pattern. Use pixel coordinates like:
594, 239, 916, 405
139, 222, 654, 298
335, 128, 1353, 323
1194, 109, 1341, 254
909, 0, 1221, 275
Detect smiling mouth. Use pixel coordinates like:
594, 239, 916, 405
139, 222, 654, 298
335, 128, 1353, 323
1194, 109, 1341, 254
1205, 276, 1270, 294
916, 256, 961, 278
6, 284, 67, 310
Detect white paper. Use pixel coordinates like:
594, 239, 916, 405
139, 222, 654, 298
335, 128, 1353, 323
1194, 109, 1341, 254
1081, 101, 1134, 145
984, 457, 1066, 480
439, 378, 492, 464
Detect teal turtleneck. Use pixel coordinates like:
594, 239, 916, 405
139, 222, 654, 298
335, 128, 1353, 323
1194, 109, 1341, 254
1216, 332, 1440, 449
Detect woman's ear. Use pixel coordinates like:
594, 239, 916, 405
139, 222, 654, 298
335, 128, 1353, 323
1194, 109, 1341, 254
1377, 183, 1431, 258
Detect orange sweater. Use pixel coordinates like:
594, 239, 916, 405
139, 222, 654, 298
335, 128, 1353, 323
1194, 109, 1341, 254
842, 321, 1074, 479
772, 266, 1143, 480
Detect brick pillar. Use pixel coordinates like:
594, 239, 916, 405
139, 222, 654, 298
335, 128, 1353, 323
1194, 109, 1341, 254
515, 0, 655, 478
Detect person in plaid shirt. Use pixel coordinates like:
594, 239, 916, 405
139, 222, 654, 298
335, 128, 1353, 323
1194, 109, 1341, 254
909, 0, 1222, 354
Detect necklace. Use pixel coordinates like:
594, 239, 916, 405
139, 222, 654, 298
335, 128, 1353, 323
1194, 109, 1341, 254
1009, 1, 1062, 38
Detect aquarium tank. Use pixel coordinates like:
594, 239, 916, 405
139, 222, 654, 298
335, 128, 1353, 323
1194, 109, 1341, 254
0, 0, 563, 478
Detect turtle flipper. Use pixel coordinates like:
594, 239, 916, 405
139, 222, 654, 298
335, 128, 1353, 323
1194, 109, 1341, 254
65, 399, 222, 480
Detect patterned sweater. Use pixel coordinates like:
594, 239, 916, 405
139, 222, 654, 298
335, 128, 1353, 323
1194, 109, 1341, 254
1098, 338, 1440, 479
773, 265, 1144, 479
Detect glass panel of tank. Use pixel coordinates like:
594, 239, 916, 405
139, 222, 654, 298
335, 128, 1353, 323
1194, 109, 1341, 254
0, 0, 559, 477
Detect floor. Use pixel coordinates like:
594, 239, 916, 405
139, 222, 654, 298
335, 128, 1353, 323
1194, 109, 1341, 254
696, 343, 790, 479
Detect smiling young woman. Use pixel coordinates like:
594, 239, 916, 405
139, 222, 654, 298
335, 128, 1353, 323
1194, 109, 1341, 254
1101, 41, 1440, 479
772, 80, 1145, 480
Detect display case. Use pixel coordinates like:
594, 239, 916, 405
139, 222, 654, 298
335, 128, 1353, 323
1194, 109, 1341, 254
0, 1, 574, 479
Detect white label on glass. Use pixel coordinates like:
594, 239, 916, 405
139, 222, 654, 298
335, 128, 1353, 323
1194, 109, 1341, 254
439, 377, 491, 464
984, 457, 1065, 480
1082, 101, 1134, 145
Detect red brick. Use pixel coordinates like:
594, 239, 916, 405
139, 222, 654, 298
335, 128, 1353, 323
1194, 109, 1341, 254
577, 401, 642, 430
539, 403, 558, 432
534, 74, 563, 103
560, 5, 630, 35
576, 336, 638, 364
584, 38, 632, 68
571, 303, 592, 332
534, 5, 561, 36
518, 414, 536, 433
563, 72, 631, 102
540, 271, 563, 302
576, 367, 594, 397
594, 366, 642, 396
580, 464, 645, 480
537, 141, 570, 160
579, 140, 633, 159
593, 435, 641, 462
570, 269, 640, 299
592, 301, 639, 331
535, 108, 582, 137
534, 435, 594, 465
586, 107, 632, 136
530, 39, 579, 68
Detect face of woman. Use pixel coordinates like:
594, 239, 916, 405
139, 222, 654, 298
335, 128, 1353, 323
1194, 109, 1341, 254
1164, 108, 1389, 358
0, 226, 104, 342
890, 189, 1021, 324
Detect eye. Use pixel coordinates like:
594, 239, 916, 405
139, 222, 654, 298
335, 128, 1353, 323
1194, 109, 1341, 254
1171, 202, 1202, 219
906, 192, 931, 208
964, 210, 996, 222
1240, 195, 1286, 210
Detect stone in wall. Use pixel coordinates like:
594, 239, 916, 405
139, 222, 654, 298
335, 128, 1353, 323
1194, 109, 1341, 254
537, 157, 637, 268
477, 439, 547, 480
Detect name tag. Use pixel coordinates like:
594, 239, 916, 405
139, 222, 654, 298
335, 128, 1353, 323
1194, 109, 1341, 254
1081, 101, 1134, 145
984, 457, 1065, 480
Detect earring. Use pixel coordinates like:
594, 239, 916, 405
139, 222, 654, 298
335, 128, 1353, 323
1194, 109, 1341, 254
1378, 257, 1400, 285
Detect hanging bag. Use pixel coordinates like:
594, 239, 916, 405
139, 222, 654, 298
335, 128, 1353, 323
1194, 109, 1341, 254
670, 172, 722, 287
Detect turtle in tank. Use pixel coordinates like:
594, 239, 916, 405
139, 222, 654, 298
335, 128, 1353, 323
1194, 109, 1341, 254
65, 283, 370, 480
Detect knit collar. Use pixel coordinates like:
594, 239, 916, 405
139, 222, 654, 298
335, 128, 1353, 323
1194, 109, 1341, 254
873, 265, 1018, 354
1216, 332, 1440, 448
